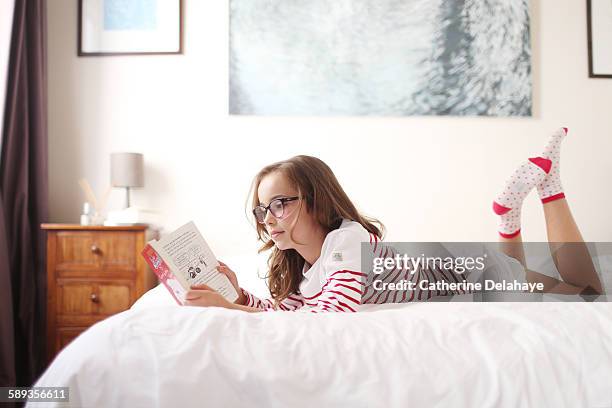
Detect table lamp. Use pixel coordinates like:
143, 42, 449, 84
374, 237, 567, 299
111, 152, 144, 209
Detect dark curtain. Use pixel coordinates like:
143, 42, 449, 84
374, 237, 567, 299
0, 0, 48, 388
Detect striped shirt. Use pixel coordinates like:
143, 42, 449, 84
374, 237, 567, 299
241, 220, 471, 312
360, 239, 472, 304
241, 219, 370, 313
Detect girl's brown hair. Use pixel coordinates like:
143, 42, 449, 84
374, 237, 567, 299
249, 155, 384, 303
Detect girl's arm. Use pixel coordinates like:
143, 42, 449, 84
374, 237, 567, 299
228, 303, 263, 313
184, 285, 305, 311
240, 288, 305, 311
216, 261, 305, 311
304, 270, 365, 313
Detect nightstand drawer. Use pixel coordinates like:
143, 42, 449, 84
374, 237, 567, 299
55, 231, 137, 275
57, 280, 134, 319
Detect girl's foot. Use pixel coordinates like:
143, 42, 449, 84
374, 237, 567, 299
493, 157, 552, 238
537, 127, 568, 203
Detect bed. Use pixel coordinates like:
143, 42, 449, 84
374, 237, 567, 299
28, 277, 612, 408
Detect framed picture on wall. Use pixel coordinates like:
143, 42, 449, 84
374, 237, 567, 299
587, 0, 612, 77
78, 0, 183, 56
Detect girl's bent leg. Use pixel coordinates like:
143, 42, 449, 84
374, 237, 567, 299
542, 199, 603, 295
498, 233, 526, 267
498, 233, 585, 294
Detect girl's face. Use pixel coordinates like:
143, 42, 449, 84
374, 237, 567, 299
257, 171, 321, 251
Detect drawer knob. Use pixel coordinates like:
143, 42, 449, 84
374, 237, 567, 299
90, 244, 100, 254
90, 293, 99, 303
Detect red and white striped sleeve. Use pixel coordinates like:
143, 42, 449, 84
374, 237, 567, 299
306, 270, 365, 313
240, 288, 305, 311
304, 229, 368, 313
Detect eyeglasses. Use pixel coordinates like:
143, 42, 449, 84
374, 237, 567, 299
253, 196, 300, 224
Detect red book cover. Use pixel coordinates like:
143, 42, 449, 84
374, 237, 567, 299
142, 243, 185, 305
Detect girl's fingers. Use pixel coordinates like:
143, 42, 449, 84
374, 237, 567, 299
189, 284, 213, 291
184, 290, 203, 300
217, 266, 234, 278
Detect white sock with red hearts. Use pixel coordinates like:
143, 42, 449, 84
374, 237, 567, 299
537, 127, 568, 204
493, 157, 552, 238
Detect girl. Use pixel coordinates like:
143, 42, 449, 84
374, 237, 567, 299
185, 155, 385, 312
186, 129, 604, 310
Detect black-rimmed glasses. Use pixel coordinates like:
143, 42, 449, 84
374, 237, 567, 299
253, 196, 300, 224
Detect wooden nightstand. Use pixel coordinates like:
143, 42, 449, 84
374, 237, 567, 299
41, 224, 157, 363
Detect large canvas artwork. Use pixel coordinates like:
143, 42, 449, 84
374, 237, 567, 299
230, 0, 532, 116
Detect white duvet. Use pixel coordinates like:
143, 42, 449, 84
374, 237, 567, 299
30, 286, 612, 408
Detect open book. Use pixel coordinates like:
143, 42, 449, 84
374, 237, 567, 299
141, 221, 239, 305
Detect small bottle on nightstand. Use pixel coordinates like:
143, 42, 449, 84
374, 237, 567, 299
80, 202, 92, 226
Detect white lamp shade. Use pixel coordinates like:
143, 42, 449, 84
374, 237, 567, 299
111, 153, 144, 188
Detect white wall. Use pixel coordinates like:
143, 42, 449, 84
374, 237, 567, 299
48, 0, 612, 264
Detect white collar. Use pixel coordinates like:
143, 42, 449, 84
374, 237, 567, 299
301, 219, 351, 276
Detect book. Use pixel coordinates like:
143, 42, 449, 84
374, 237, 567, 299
141, 221, 239, 305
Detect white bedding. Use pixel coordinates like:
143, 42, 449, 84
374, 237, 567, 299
29, 284, 612, 408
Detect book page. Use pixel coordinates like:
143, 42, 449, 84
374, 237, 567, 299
155, 222, 239, 302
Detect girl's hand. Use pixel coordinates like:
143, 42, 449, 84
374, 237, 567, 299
184, 284, 234, 309
217, 261, 247, 305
